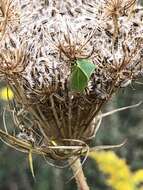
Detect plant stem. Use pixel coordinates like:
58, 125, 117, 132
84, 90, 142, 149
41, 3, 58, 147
69, 158, 90, 190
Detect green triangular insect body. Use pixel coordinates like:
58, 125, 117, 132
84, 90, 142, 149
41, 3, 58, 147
76, 59, 96, 80
70, 65, 88, 92
70, 59, 96, 92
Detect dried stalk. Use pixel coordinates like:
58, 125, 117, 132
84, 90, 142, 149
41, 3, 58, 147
69, 158, 90, 190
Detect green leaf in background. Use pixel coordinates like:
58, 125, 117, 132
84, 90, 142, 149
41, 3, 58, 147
70, 59, 96, 92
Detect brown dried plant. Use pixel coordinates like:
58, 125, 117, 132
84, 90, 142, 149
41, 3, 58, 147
0, 0, 142, 190
0, 0, 19, 39
104, 0, 137, 17
0, 44, 27, 76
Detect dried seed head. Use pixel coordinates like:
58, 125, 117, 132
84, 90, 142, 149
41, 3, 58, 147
104, 0, 137, 18
0, 39, 27, 77
0, 0, 20, 39
0, 0, 142, 162
0, 0, 142, 115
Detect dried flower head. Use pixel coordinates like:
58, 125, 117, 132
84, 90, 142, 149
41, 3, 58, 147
0, 41, 27, 76
0, 0, 19, 39
104, 0, 137, 17
0, 0, 142, 166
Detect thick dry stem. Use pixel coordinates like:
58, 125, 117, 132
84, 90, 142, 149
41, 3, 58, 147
69, 158, 90, 190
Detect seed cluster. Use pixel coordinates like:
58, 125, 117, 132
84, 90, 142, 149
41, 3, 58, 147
0, 0, 142, 161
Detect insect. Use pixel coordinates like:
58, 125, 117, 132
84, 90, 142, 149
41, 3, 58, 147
70, 59, 96, 92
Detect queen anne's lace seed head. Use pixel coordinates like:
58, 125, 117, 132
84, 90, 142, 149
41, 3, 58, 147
0, 0, 142, 113
0, 0, 142, 161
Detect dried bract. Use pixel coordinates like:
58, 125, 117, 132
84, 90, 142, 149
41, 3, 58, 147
0, 0, 19, 39
104, 0, 137, 17
0, 42, 27, 77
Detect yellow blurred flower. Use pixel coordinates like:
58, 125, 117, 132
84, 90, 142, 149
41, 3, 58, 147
90, 151, 143, 190
133, 170, 143, 185
0, 87, 14, 101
